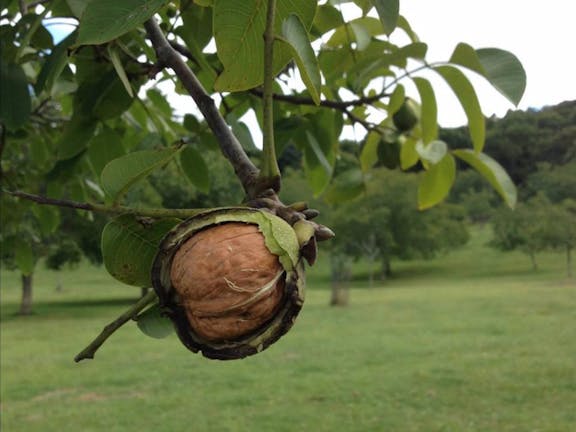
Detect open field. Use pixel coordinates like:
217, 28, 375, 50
1, 226, 575, 431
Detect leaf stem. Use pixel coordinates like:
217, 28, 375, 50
259, 0, 281, 193
74, 291, 158, 362
5, 189, 206, 219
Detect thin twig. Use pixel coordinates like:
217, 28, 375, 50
249, 89, 388, 109
6, 190, 206, 219
144, 18, 260, 198
74, 291, 158, 362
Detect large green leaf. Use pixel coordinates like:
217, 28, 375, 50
477, 48, 526, 106
101, 215, 180, 287
0, 62, 31, 130
77, 0, 169, 45
179, 146, 210, 194
453, 149, 517, 208
371, 0, 399, 35
400, 136, 419, 170
412, 77, 437, 144
136, 304, 174, 338
450, 43, 526, 106
434, 65, 485, 153
108, 45, 134, 97
57, 115, 98, 160
101, 148, 180, 203
14, 239, 35, 276
281, 14, 321, 105
213, 0, 316, 91
304, 131, 333, 196
418, 153, 456, 210
360, 131, 380, 172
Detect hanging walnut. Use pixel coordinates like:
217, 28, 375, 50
151, 208, 305, 360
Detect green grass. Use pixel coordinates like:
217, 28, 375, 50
1, 226, 575, 432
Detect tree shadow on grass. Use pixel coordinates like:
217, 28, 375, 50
0, 297, 139, 323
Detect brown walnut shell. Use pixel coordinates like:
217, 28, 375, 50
151, 208, 304, 360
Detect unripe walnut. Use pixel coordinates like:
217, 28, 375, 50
170, 223, 284, 342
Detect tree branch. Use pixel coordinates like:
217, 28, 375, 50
250, 88, 388, 109
74, 291, 157, 362
5, 190, 206, 219
144, 18, 260, 198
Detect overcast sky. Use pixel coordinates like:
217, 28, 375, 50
395, 0, 576, 126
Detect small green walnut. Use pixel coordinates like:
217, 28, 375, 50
151, 208, 304, 360
392, 97, 420, 132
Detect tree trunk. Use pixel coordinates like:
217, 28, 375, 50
567, 246, 573, 278
529, 252, 538, 271
19, 273, 33, 315
381, 258, 392, 281
330, 282, 349, 306
330, 253, 350, 306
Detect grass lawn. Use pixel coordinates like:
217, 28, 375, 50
1, 226, 575, 431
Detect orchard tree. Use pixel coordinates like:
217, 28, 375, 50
329, 168, 469, 283
0, 0, 525, 361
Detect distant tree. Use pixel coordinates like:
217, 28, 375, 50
330, 169, 469, 282
449, 170, 499, 223
541, 200, 576, 277
490, 198, 547, 270
491, 194, 575, 275
524, 162, 576, 203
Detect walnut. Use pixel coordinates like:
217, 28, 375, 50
170, 223, 284, 342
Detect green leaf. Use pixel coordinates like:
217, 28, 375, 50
387, 84, 405, 115
226, 114, 257, 152
476, 48, 526, 106
412, 77, 437, 144
14, 239, 35, 276
101, 148, 180, 203
400, 136, 419, 170
311, 4, 344, 37
32, 205, 60, 235
35, 31, 77, 95
102, 215, 180, 287
213, 0, 316, 91
179, 146, 210, 194
372, 0, 399, 35
304, 131, 333, 196
57, 115, 98, 160
434, 65, 485, 152
87, 128, 126, 177
107, 45, 134, 97
453, 149, 517, 208
450, 43, 526, 106
281, 14, 321, 105
77, 0, 169, 45
327, 17, 382, 48
418, 153, 456, 210
416, 139, 447, 165
0, 62, 31, 130
360, 131, 380, 172
136, 304, 174, 338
